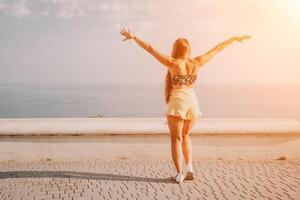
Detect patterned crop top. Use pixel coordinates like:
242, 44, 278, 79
170, 63, 197, 86
171, 74, 197, 86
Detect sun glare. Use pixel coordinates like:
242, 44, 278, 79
284, 0, 300, 22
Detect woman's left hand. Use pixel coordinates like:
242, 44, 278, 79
120, 28, 135, 41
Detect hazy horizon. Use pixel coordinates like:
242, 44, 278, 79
1, 83, 300, 120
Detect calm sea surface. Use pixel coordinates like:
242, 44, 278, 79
0, 83, 299, 120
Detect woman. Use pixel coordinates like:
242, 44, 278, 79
120, 28, 250, 183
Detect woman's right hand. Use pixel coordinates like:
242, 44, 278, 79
233, 35, 252, 43
120, 28, 135, 41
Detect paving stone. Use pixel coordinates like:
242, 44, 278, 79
0, 159, 299, 200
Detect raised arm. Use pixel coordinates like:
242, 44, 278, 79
193, 35, 251, 67
120, 28, 176, 68
133, 35, 177, 68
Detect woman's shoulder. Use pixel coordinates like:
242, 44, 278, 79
172, 58, 195, 66
173, 57, 194, 62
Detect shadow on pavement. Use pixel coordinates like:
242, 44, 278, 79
0, 171, 176, 183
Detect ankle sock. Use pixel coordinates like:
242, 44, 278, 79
186, 162, 193, 172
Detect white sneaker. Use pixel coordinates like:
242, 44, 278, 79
174, 173, 184, 183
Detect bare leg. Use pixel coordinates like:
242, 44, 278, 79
167, 115, 184, 173
182, 118, 196, 165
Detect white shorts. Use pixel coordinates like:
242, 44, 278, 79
165, 88, 202, 120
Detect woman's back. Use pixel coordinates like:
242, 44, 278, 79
169, 58, 198, 88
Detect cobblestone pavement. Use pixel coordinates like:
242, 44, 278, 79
0, 159, 299, 200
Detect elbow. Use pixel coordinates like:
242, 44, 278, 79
147, 44, 155, 53
215, 45, 222, 52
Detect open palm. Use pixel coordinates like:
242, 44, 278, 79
120, 28, 135, 41
235, 35, 251, 43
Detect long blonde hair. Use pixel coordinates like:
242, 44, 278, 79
164, 38, 191, 104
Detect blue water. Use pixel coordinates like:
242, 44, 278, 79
0, 83, 300, 120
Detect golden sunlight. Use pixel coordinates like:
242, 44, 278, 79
282, 0, 300, 23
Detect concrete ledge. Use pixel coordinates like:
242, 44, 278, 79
0, 118, 300, 136
0, 118, 300, 161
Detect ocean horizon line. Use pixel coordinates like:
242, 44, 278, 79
1, 82, 300, 88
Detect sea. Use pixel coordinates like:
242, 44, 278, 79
0, 83, 300, 120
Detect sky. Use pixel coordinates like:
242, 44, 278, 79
0, 0, 300, 86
